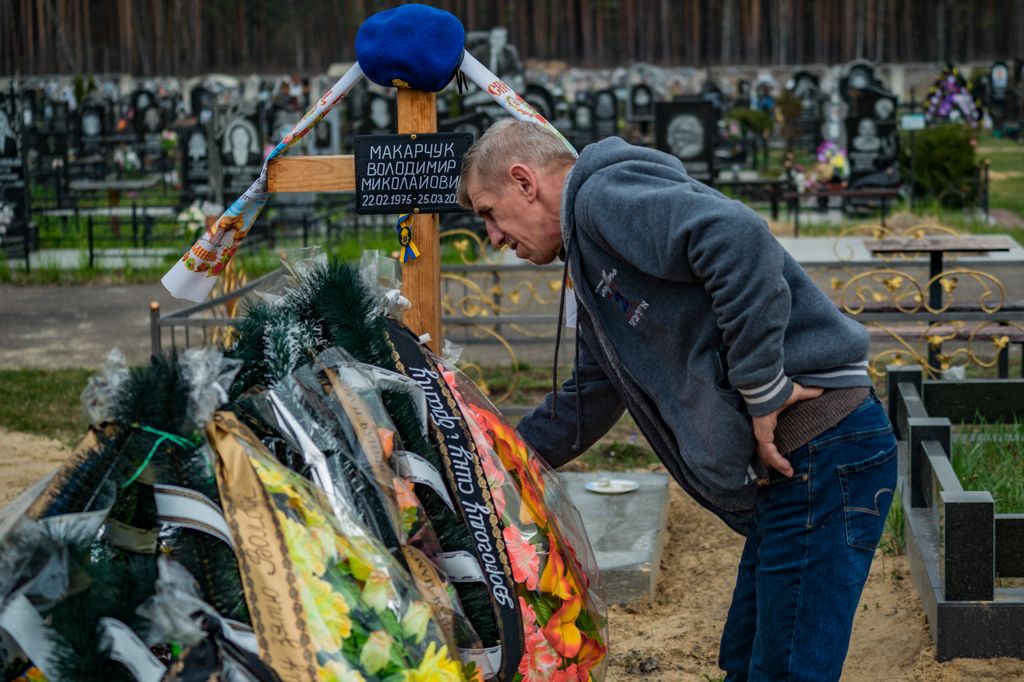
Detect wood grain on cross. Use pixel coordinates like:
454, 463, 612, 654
266, 90, 442, 353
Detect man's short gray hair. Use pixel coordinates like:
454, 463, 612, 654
456, 119, 576, 209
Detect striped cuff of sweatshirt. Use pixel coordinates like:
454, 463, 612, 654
738, 368, 793, 417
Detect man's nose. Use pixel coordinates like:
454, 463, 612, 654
485, 222, 504, 248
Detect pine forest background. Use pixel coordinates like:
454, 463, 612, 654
4, 0, 1024, 77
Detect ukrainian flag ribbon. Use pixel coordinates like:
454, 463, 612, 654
395, 214, 420, 262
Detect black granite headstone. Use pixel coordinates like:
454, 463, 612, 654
190, 85, 216, 125
593, 89, 619, 139
844, 85, 899, 187
182, 126, 211, 191
789, 71, 823, 152
524, 83, 557, 123
0, 94, 28, 225
76, 102, 107, 154
628, 83, 655, 122
991, 62, 1010, 104
571, 99, 597, 149
655, 98, 717, 180
362, 93, 397, 136
219, 113, 263, 195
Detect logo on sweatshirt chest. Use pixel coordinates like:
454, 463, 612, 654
595, 269, 650, 328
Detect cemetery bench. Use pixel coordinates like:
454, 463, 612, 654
885, 367, 1024, 660
785, 187, 901, 235
862, 320, 1024, 378
713, 177, 789, 220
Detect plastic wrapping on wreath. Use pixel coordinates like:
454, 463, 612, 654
79, 347, 131, 425
435, 361, 609, 682
205, 412, 471, 681
180, 346, 243, 429
360, 250, 409, 320
266, 351, 484, 656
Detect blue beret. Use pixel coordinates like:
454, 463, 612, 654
356, 4, 466, 93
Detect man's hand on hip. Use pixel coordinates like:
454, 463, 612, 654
752, 383, 824, 477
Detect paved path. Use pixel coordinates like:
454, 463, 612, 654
0, 283, 188, 369
2, 234, 1023, 371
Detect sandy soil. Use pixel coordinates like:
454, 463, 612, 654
604, 483, 1024, 681
1, 430, 1021, 681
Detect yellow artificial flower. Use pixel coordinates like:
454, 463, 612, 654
300, 575, 353, 652
317, 659, 367, 682
252, 459, 292, 493
361, 569, 392, 613
400, 601, 433, 644
359, 630, 395, 674
281, 515, 329, 576
402, 642, 465, 682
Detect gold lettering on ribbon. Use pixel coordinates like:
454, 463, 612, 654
401, 545, 456, 636
207, 412, 319, 682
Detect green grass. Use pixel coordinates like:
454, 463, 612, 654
952, 418, 1024, 513
879, 487, 906, 556
0, 368, 93, 446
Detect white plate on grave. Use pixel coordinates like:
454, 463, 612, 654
585, 478, 639, 495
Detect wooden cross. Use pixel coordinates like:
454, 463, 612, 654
266, 90, 443, 353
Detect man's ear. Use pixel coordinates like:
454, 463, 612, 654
508, 163, 538, 200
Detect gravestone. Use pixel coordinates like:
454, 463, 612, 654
627, 83, 655, 122
524, 83, 557, 123
438, 110, 492, 141
844, 85, 900, 188
593, 88, 619, 139
840, 60, 883, 102
991, 62, 1010, 104
362, 93, 397, 136
75, 101, 108, 154
655, 98, 717, 181
0, 94, 29, 233
735, 79, 752, 108
700, 79, 725, 112
219, 112, 263, 196
181, 126, 211, 198
789, 70, 823, 152
190, 85, 216, 125
571, 98, 597, 148
136, 104, 166, 156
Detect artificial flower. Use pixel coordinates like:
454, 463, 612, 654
317, 659, 367, 682
549, 663, 581, 682
301, 575, 353, 651
401, 601, 433, 644
360, 630, 395, 674
520, 596, 538, 631
539, 533, 574, 601
503, 524, 540, 590
362, 569, 392, 613
541, 596, 583, 659
401, 642, 465, 682
518, 628, 562, 682
575, 634, 608, 681
281, 514, 333, 576
479, 449, 507, 518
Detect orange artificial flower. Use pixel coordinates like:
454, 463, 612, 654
539, 533, 574, 601
541, 596, 583, 659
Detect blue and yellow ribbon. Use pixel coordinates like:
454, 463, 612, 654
395, 214, 420, 263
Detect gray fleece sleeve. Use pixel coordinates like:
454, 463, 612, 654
516, 325, 625, 468
577, 163, 793, 417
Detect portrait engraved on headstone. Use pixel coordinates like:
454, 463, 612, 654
628, 83, 654, 122
655, 99, 717, 180
223, 118, 260, 167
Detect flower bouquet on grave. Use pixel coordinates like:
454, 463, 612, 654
813, 140, 849, 184
205, 411, 468, 682
436, 365, 608, 682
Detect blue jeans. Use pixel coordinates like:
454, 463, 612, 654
719, 392, 897, 681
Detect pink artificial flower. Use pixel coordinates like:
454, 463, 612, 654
518, 629, 561, 682
503, 525, 540, 591
480, 451, 507, 518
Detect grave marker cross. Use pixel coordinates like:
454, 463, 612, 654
266, 89, 442, 353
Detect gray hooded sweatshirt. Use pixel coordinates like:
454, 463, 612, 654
516, 137, 872, 534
